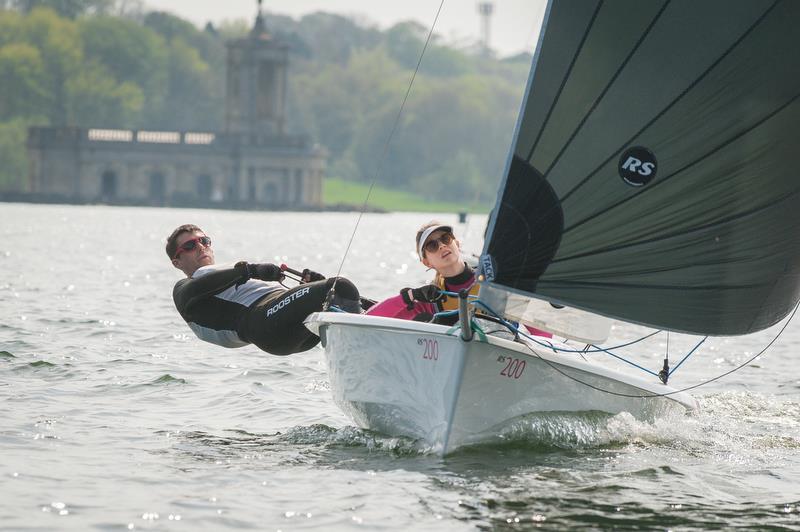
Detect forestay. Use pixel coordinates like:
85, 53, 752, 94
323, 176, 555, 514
480, 0, 800, 336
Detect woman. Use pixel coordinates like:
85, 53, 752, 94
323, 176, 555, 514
367, 221, 552, 338
366, 221, 471, 322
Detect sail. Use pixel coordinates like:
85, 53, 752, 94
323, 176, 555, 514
480, 0, 800, 336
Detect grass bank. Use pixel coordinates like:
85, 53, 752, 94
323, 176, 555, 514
323, 178, 489, 213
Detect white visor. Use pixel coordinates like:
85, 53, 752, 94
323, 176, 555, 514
417, 224, 453, 258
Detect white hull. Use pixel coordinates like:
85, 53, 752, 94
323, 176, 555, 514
305, 313, 698, 454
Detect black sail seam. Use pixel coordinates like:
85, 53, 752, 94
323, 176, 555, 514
559, 0, 781, 222
542, 0, 671, 179
525, 0, 603, 163
551, 188, 800, 265
561, 88, 800, 237
747, 266, 786, 334
499, 201, 534, 286
535, 280, 767, 291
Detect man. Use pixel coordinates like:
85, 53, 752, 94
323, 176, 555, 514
167, 224, 361, 355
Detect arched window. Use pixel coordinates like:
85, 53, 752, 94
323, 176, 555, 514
149, 172, 165, 202
101, 170, 117, 200
293, 169, 304, 204
248, 168, 257, 200
264, 183, 277, 205
197, 175, 212, 201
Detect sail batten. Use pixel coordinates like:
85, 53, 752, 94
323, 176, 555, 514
481, 0, 800, 336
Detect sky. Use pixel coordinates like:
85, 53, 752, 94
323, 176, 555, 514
142, 0, 548, 57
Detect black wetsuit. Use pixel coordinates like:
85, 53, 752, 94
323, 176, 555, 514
173, 263, 360, 355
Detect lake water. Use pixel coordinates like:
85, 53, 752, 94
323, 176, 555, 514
2, 203, 799, 530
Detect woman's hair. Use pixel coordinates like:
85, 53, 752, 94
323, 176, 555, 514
165, 224, 203, 259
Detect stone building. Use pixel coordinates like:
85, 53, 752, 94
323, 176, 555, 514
25, 5, 326, 209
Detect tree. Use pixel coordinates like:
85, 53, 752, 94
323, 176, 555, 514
412, 150, 497, 205
294, 12, 381, 64
20, 7, 82, 125
79, 15, 167, 126
385, 21, 470, 77
11, 0, 113, 18
151, 37, 218, 130
66, 61, 143, 126
142, 12, 224, 130
0, 42, 47, 120
0, 117, 31, 191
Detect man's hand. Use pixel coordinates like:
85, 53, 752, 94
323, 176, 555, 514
248, 263, 284, 282
301, 268, 325, 283
400, 284, 444, 309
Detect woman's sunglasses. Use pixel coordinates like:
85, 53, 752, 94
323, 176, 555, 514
173, 236, 211, 259
423, 232, 455, 255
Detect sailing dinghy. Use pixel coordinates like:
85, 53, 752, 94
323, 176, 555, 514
306, 0, 800, 454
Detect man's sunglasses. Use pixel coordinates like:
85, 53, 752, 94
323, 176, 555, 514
423, 232, 455, 255
173, 236, 211, 259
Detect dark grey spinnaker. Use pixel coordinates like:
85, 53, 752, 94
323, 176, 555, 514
480, 0, 800, 336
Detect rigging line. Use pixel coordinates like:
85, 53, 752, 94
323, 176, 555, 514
525, 0, 603, 162
473, 297, 799, 399
329, 0, 446, 283
472, 299, 663, 353
520, 300, 799, 399
551, 184, 800, 265
558, 0, 780, 210
542, 0, 671, 180
589, 343, 660, 378
587, 335, 703, 379
668, 336, 706, 377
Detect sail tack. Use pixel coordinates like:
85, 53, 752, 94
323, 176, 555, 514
481, 0, 800, 335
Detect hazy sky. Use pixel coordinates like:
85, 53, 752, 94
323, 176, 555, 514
142, 0, 548, 57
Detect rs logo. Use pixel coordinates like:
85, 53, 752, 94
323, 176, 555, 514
618, 146, 657, 187
621, 156, 655, 177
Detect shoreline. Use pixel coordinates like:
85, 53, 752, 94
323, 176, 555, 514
0, 193, 389, 214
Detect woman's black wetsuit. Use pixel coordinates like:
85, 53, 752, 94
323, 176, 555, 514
173, 263, 360, 355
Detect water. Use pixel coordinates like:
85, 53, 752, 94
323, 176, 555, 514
1, 203, 799, 530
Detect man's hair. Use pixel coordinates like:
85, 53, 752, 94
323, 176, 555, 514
166, 224, 203, 259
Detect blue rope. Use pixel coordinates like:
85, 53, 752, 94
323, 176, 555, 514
433, 290, 478, 321
470, 298, 701, 380
472, 299, 660, 354
588, 344, 659, 378
668, 336, 706, 376
401, 294, 703, 381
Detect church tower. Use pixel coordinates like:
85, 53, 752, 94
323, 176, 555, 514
225, 0, 288, 136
